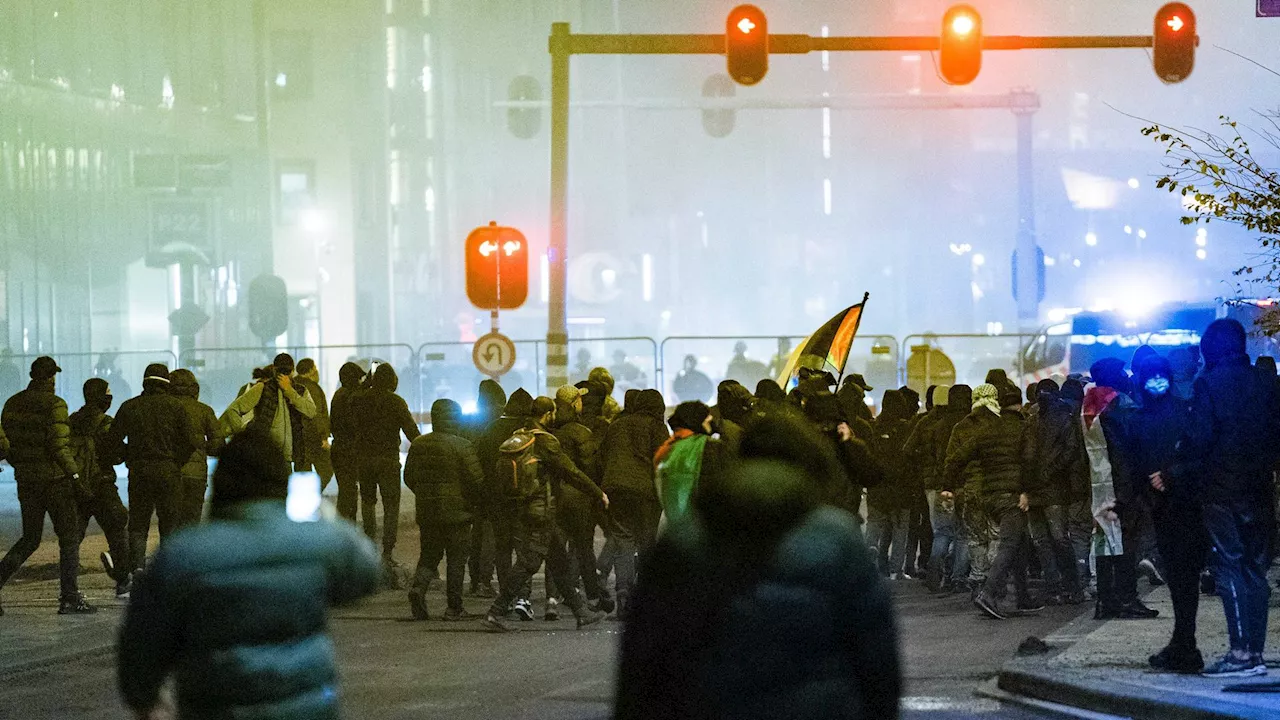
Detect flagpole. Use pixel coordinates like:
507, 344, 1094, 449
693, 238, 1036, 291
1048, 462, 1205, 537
836, 292, 871, 389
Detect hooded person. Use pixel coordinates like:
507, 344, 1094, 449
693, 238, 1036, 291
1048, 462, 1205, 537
865, 390, 916, 578
599, 388, 670, 617
589, 367, 622, 422
293, 358, 333, 495
552, 384, 614, 614
461, 378, 508, 598
221, 354, 317, 470
837, 374, 874, 426
654, 401, 723, 534
921, 384, 973, 593
105, 364, 197, 574
1081, 358, 1159, 622
615, 410, 902, 720
328, 362, 368, 522
1180, 319, 1280, 677
404, 398, 484, 621
1130, 345, 1160, 399
168, 369, 225, 528
1167, 347, 1200, 401
352, 363, 421, 582
576, 379, 611, 435
472, 379, 508, 441
714, 381, 753, 455
903, 385, 947, 583
804, 393, 884, 516
67, 377, 132, 598
754, 379, 787, 405
474, 388, 535, 607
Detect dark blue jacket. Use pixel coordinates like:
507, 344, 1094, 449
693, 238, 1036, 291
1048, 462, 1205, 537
1181, 353, 1280, 504
118, 501, 379, 720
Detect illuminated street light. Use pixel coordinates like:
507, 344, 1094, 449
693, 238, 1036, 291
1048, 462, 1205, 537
1085, 232, 1098, 247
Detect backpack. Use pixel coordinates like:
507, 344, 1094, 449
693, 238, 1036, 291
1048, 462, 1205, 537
499, 429, 552, 500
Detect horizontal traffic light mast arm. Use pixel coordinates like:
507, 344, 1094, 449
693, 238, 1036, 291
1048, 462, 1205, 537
557, 33, 1176, 56
497, 91, 1041, 112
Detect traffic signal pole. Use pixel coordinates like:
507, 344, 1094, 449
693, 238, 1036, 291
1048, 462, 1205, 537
544, 24, 1187, 393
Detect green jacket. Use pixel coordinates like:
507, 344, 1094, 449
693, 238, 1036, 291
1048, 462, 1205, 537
943, 409, 1028, 512
118, 501, 379, 720
656, 435, 708, 528
2, 380, 77, 481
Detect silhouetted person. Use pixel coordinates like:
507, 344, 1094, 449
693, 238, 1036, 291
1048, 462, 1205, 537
328, 362, 368, 522
118, 431, 379, 720
354, 363, 420, 582
295, 358, 334, 495
673, 355, 714, 404
68, 378, 132, 598
222, 354, 316, 471
169, 369, 224, 528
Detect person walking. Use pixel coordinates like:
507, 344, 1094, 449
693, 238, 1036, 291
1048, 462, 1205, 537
1180, 319, 1280, 677
476, 388, 533, 611
295, 358, 334, 494
168, 369, 224, 528
655, 401, 723, 533
221, 353, 317, 471
866, 390, 914, 579
328, 362, 368, 523
117, 431, 380, 720
465, 379, 508, 598
552, 384, 614, 615
68, 378, 132, 598
0, 357, 91, 615
353, 363, 420, 584
106, 364, 196, 574
404, 399, 484, 621
484, 397, 609, 631
599, 388, 668, 618
915, 384, 973, 593
1021, 379, 1087, 606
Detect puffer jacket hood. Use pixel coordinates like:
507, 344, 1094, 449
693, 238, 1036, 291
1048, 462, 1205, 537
478, 379, 508, 419
948, 384, 973, 412
636, 389, 666, 421
716, 382, 753, 425
372, 363, 399, 392
339, 362, 366, 389
504, 388, 534, 417
430, 398, 464, 435
169, 369, 200, 400
1201, 318, 1248, 368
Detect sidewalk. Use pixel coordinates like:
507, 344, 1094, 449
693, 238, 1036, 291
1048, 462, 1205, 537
997, 585, 1280, 720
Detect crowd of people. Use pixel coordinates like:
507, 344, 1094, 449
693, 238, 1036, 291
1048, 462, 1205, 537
0, 316, 1276, 717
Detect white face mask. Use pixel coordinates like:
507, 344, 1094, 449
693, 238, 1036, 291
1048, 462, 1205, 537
1145, 376, 1171, 396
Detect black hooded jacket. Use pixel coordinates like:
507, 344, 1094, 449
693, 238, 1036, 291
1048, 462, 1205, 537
1131, 356, 1194, 505
477, 389, 534, 505
405, 400, 483, 526
169, 370, 225, 479
1020, 390, 1084, 508
601, 389, 669, 498
329, 363, 367, 466
354, 364, 420, 459
107, 378, 196, 471
866, 391, 915, 510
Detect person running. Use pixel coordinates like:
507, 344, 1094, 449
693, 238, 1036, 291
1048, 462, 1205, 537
68, 378, 132, 598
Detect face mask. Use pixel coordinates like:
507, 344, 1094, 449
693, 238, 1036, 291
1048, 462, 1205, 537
1145, 377, 1170, 396
98, 395, 113, 413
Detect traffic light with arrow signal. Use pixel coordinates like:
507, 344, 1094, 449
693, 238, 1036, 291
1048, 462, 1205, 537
939, 5, 983, 86
1153, 3, 1196, 84
465, 223, 530, 310
726, 5, 768, 86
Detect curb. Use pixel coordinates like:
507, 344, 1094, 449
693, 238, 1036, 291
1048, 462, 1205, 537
0, 644, 114, 679
998, 660, 1279, 720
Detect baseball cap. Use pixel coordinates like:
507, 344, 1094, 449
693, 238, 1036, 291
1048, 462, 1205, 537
556, 384, 588, 406
30, 356, 60, 380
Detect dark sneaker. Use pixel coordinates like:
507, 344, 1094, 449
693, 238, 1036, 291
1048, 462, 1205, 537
1149, 645, 1205, 674
408, 588, 430, 621
115, 577, 132, 599
442, 608, 477, 622
974, 592, 1007, 620
1119, 601, 1160, 619
544, 598, 560, 622
483, 614, 513, 633
590, 597, 617, 615
1013, 598, 1046, 615
58, 593, 97, 615
513, 599, 534, 622
1202, 655, 1267, 678
576, 610, 607, 629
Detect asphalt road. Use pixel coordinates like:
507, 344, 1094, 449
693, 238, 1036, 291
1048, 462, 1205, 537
0, 576, 1083, 719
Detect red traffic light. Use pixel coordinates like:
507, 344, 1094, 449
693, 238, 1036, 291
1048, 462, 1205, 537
466, 223, 529, 310
940, 5, 983, 86
726, 5, 768, 86
1153, 3, 1196, 84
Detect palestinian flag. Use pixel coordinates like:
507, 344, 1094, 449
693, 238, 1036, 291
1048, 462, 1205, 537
776, 294, 870, 388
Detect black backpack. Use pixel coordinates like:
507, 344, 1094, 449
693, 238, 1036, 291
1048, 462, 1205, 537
498, 429, 552, 500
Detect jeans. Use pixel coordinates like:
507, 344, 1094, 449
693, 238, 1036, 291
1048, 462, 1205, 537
866, 505, 911, 576
0, 475, 82, 597
415, 520, 471, 611
1203, 496, 1273, 656
961, 497, 993, 585
1067, 498, 1094, 583
983, 504, 1029, 599
358, 456, 403, 554
490, 509, 581, 616
926, 490, 969, 583
127, 463, 181, 572
1027, 505, 1080, 594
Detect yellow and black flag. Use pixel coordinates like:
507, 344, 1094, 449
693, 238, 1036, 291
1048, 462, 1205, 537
776, 293, 870, 389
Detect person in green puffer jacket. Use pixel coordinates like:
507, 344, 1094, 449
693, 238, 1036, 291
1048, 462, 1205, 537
118, 430, 379, 720
654, 401, 724, 534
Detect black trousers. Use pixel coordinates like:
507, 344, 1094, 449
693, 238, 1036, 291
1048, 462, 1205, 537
127, 463, 181, 572
306, 444, 335, 490
330, 453, 360, 523
982, 504, 1029, 599
80, 478, 130, 583
415, 519, 471, 611
1154, 500, 1208, 650
358, 456, 403, 554
175, 474, 207, 529
0, 475, 82, 597
468, 503, 496, 588
491, 509, 580, 615
608, 493, 660, 604
559, 496, 606, 603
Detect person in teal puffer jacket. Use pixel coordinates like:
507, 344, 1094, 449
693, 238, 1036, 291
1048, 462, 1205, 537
118, 430, 379, 720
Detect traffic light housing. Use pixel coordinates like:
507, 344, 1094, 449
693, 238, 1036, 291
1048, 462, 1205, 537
939, 5, 983, 86
466, 223, 529, 310
247, 274, 289, 341
507, 75, 542, 139
1153, 3, 1196, 84
726, 5, 768, 86
702, 74, 737, 138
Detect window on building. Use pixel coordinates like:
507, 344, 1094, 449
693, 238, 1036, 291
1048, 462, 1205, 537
277, 161, 315, 225
270, 32, 313, 100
